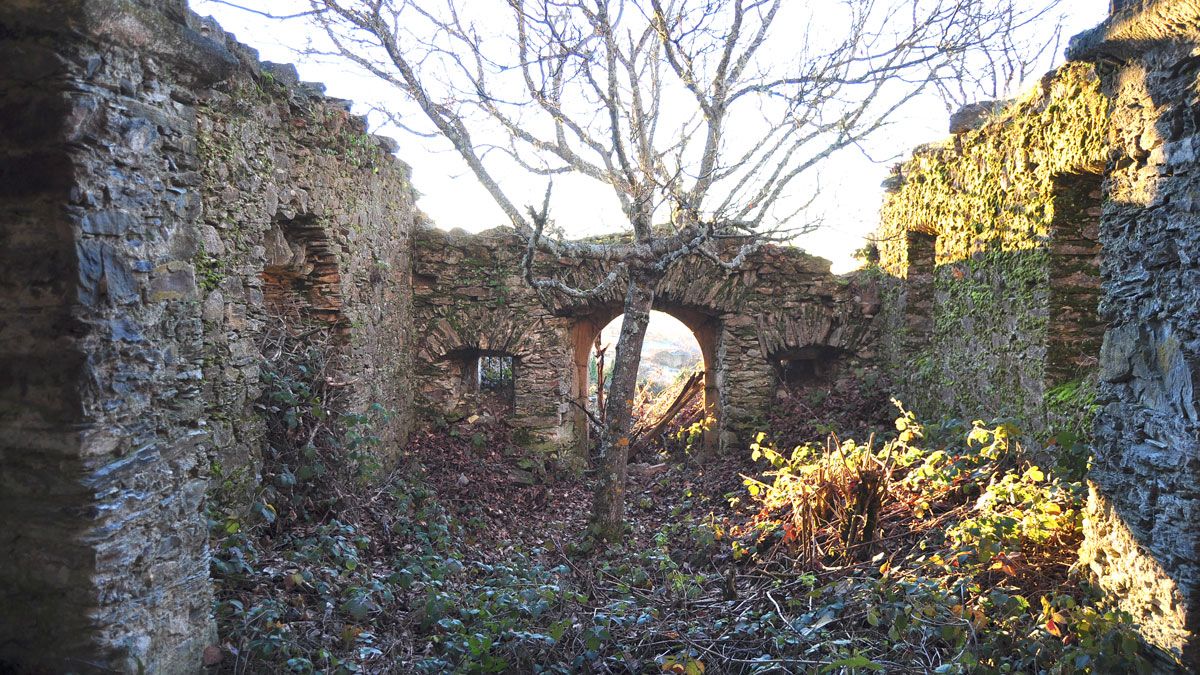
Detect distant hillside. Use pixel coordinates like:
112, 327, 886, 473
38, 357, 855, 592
597, 312, 703, 391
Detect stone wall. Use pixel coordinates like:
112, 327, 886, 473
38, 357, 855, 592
0, 1, 232, 669
193, 23, 417, 489
4, 0, 1199, 670
1069, 0, 1200, 667
411, 227, 578, 455
876, 62, 1110, 427
412, 226, 880, 462
0, 1, 418, 671
878, 1, 1200, 665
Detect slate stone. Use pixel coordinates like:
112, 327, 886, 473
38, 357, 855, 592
261, 61, 300, 86
105, 252, 143, 306
107, 319, 145, 343
201, 290, 224, 323
81, 209, 140, 236
199, 225, 225, 256
123, 118, 159, 153
1099, 323, 1137, 380
949, 101, 1008, 134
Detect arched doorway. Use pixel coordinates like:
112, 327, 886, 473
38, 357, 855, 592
570, 307, 720, 457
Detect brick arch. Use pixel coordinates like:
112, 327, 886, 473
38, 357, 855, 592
755, 303, 873, 358
262, 213, 348, 334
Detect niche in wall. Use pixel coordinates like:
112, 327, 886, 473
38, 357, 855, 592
1046, 172, 1104, 385
261, 214, 347, 334
904, 230, 937, 347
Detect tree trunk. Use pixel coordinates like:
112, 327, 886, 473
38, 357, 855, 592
589, 274, 655, 541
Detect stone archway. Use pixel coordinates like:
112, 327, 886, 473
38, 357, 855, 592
411, 226, 880, 460
568, 304, 721, 456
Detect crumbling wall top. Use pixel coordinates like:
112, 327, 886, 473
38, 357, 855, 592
1067, 0, 1200, 61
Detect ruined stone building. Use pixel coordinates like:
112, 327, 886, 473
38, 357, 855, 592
0, 0, 1197, 671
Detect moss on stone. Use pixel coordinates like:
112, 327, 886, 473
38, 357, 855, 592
876, 62, 1109, 425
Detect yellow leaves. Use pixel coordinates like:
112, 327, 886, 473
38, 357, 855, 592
1026, 466, 1045, 482
742, 475, 770, 498
970, 606, 988, 630
968, 422, 989, 440
661, 657, 705, 674
341, 625, 364, 646
893, 410, 924, 444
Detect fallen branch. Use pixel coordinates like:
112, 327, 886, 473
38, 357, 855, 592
631, 370, 705, 450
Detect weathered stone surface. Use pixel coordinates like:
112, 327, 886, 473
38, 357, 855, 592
149, 261, 197, 302
81, 209, 141, 235
192, 22, 418, 501
3, 0, 1200, 672
875, 62, 1109, 427
0, 2, 221, 669
0, 2, 418, 672
877, 3, 1200, 666
948, 100, 1008, 134
1071, 12, 1200, 666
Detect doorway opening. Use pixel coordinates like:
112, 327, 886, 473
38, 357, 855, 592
573, 310, 715, 459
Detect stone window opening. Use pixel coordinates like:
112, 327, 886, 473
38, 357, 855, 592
774, 346, 844, 390
452, 349, 517, 414
1046, 171, 1104, 385
479, 355, 514, 395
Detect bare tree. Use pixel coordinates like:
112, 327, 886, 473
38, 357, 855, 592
210, 0, 1061, 541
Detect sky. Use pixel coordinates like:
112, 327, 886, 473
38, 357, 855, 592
189, 0, 1108, 272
